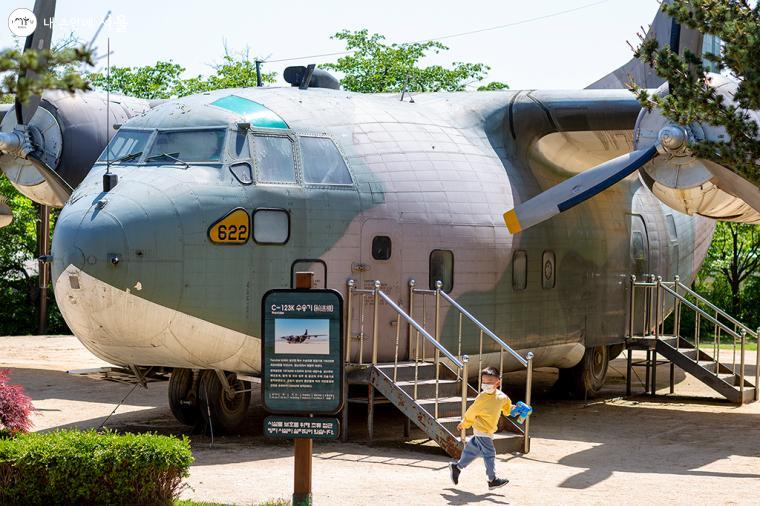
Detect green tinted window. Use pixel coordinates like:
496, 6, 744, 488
99, 129, 151, 162
147, 129, 226, 162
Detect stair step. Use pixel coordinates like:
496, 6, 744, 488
416, 396, 477, 418
375, 361, 437, 381
395, 378, 462, 398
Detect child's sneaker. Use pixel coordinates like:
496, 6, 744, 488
449, 462, 461, 485
488, 477, 509, 489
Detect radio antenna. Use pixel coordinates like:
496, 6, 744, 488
106, 37, 111, 174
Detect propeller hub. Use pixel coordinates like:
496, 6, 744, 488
657, 125, 689, 156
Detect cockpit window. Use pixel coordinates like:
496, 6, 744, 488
300, 136, 353, 185
253, 135, 296, 183
98, 129, 151, 162
147, 128, 226, 163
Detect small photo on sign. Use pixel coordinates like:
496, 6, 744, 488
274, 318, 330, 355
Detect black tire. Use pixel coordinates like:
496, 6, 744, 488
198, 370, 251, 434
608, 343, 625, 361
558, 345, 609, 398
168, 368, 201, 426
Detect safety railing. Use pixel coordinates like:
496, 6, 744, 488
345, 279, 470, 442
408, 279, 534, 451
629, 275, 759, 401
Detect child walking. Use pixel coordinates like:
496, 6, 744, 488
449, 367, 512, 489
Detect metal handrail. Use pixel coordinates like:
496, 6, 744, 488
345, 278, 534, 451
675, 279, 758, 340
629, 274, 758, 403
660, 284, 742, 341
376, 288, 463, 368
438, 288, 528, 368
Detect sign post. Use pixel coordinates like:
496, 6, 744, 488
261, 272, 344, 506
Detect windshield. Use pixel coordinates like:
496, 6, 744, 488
146, 129, 226, 163
98, 129, 151, 162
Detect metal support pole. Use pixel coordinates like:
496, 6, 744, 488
629, 275, 636, 338
739, 330, 746, 402
372, 280, 380, 365
654, 277, 661, 340
626, 349, 632, 397
408, 280, 415, 360
755, 328, 759, 402
669, 362, 675, 394
523, 352, 534, 454
37, 204, 50, 335
346, 280, 354, 363
651, 347, 657, 397
460, 356, 469, 443
367, 384, 374, 444
434, 280, 442, 419
645, 349, 651, 394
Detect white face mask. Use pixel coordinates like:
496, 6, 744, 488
481, 383, 496, 394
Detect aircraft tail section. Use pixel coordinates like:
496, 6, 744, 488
586, 0, 704, 90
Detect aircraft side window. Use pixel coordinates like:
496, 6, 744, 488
253, 208, 290, 244
253, 135, 297, 183
512, 250, 527, 291
542, 251, 555, 289
300, 136, 353, 185
228, 128, 251, 160
229, 162, 253, 185
372, 236, 392, 260
429, 250, 454, 292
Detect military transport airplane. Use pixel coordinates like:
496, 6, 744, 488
279, 330, 327, 344
1, 0, 759, 432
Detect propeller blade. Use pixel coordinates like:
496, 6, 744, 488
0, 196, 12, 228
26, 152, 73, 204
15, 0, 57, 125
503, 145, 659, 234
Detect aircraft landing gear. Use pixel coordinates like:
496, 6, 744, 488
198, 370, 251, 434
556, 345, 610, 398
168, 368, 201, 426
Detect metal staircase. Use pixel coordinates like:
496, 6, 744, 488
626, 275, 759, 404
342, 279, 533, 458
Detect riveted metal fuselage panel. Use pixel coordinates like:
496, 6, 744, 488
51, 87, 713, 374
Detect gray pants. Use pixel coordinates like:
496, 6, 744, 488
456, 436, 496, 481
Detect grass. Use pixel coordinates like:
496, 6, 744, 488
176, 500, 289, 506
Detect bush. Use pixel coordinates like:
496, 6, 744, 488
0, 430, 193, 505
0, 369, 34, 434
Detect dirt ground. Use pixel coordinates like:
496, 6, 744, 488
2, 335, 759, 506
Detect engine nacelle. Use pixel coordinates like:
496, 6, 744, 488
635, 74, 760, 224
0, 91, 151, 208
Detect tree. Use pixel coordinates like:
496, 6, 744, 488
630, 0, 760, 186
477, 81, 510, 91
699, 222, 760, 316
88, 50, 277, 100
322, 30, 493, 93
0, 46, 92, 104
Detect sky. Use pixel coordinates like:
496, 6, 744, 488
3, 0, 663, 90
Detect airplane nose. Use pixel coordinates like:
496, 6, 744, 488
52, 195, 129, 289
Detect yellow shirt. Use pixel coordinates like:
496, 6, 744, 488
461, 390, 512, 436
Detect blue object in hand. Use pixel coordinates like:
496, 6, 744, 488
509, 401, 533, 424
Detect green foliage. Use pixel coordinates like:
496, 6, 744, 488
322, 30, 492, 93
0, 430, 193, 505
0, 46, 92, 104
630, 0, 760, 186
89, 51, 276, 100
698, 221, 760, 318
477, 81, 510, 91
0, 179, 69, 336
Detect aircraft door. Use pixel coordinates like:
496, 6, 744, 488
630, 213, 650, 335
355, 219, 403, 363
